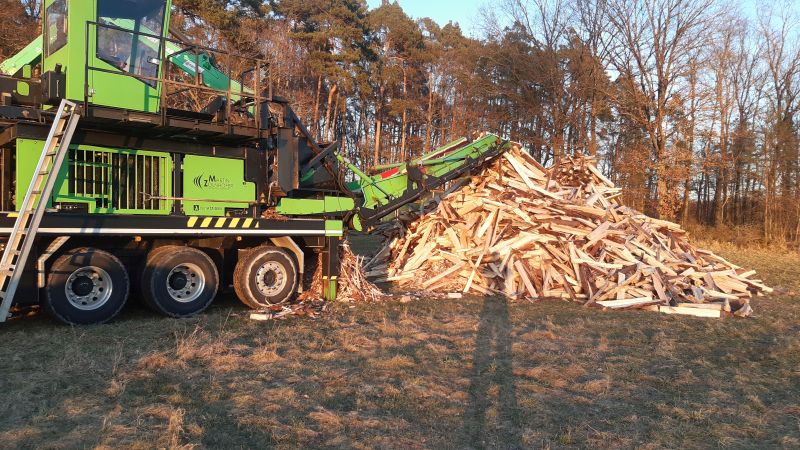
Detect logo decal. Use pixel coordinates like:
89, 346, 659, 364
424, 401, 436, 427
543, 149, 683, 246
193, 173, 234, 190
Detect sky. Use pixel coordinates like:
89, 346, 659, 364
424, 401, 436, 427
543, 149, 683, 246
363, 1, 785, 40
366, 0, 487, 35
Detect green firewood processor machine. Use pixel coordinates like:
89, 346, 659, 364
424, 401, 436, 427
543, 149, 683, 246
0, 0, 512, 324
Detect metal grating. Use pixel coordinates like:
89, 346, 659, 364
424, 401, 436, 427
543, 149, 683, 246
70, 148, 111, 207
68, 149, 164, 211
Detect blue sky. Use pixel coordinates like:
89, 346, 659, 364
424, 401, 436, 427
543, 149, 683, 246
364, 1, 779, 37
366, 0, 486, 33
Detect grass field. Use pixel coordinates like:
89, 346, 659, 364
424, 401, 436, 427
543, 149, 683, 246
1, 241, 799, 449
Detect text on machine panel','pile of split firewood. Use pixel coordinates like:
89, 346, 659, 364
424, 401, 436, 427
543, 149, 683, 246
363, 144, 771, 318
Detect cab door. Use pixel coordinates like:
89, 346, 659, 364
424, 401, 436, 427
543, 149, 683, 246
88, 0, 170, 113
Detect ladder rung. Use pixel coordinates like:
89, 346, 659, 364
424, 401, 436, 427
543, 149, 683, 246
38, 170, 50, 176
45, 151, 58, 156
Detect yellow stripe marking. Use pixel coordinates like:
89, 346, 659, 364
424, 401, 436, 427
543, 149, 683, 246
229, 218, 240, 228
215, 218, 227, 228
243, 218, 254, 228
200, 218, 213, 228
187, 217, 198, 227
7, 213, 18, 218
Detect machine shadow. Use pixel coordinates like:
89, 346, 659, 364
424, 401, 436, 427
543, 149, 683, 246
461, 295, 523, 449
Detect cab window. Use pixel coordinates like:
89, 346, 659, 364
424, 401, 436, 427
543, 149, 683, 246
45, 0, 68, 57
96, 0, 166, 87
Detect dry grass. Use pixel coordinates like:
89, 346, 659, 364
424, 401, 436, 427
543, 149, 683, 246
1, 238, 799, 449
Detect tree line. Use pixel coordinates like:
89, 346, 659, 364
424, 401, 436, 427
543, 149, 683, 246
1, 0, 799, 243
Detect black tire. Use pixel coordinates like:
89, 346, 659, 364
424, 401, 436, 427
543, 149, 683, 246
140, 246, 219, 318
44, 248, 130, 325
234, 246, 298, 309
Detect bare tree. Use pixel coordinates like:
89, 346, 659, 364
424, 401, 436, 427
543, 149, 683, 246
604, 0, 715, 218
757, 1, 800, 239
728, 22, 763, 226
500, 0, 572, 158
572, 0, 613, 156
708, 14, 745, 225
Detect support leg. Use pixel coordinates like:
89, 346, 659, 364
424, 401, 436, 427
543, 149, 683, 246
321, 236, 341, 301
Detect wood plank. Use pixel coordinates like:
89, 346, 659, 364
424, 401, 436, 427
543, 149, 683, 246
515, 260, 538, 299
463, 251, 487, 293
586, 163, 615, 187
651, 272, 669, 302
503, 152, 538, 189
675, 303, 724, 311
657, 306, 722, 318
596, 297, 658, 309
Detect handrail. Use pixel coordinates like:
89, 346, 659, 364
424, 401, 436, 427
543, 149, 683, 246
83, 20, 270, 135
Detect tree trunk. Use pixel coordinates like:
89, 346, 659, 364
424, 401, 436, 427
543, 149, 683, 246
328, 90, 341, 143
312, 75, 323, 140
444, 87, 452, 145
374, 84, 385, 165
400, 65, 408, 161
425, 70, 435, 153
323, 83, 338, 142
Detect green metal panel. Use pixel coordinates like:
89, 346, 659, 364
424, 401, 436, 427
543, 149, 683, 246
15, 139, 173, 214
323, 276, 337, 301
325, 220, 344, 237
16, 81, 30, 96
182, 155, 255, 217
359, 175, 414, 209
276, 197, 356, 216
15, 139, 43, 211
42, 0, 173, 113
165, 44, 247, 96
42, 0, 86, 108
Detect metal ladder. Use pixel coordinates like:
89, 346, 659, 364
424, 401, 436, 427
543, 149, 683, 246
0, 100, 80, 322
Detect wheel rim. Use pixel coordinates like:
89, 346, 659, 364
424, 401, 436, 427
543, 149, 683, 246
256, 261, 288, 298
65, 266, 113, 311
166, 263, 206, 303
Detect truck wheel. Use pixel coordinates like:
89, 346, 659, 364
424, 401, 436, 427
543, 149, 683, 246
234, 246, 298, 309
44, 248, 130, 325
141, 246, 219, 318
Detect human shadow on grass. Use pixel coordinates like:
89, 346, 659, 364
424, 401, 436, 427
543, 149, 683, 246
461, 296, 522, 449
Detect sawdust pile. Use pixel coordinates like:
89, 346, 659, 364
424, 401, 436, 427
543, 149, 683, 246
364, 144, 771, 318
324, 241, 386, 303
252, 241, 386, 321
